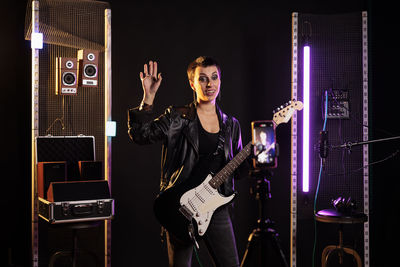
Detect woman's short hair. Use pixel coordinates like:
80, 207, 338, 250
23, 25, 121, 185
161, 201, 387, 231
187, 56, 221, 82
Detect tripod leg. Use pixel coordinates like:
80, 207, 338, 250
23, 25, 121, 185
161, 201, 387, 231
240, 230, 257, 267
269, 229, 289, 267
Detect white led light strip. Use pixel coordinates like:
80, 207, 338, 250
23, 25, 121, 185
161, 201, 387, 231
31, 1, 40, 267
290, 12, 299, 267
362, 11, 370, 267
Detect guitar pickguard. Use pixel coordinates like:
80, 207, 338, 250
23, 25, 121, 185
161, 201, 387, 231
180, 174, 235, 236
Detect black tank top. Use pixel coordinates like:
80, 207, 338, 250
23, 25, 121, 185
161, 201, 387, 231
190, 119, 224, 184
198, 119, 219, 156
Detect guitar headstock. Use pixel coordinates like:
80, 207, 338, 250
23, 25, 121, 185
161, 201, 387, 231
272, 99, 303, 126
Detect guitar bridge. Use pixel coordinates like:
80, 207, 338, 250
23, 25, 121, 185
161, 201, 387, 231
179, 205, 193, 221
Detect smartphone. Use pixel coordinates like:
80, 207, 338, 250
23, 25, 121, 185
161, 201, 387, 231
251, 120, 277, 169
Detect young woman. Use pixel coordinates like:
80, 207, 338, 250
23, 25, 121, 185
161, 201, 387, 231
128, 56, 247, 267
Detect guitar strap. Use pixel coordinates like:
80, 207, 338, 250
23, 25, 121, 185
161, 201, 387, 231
213, 114, 229, 156
213, 131, 225, 156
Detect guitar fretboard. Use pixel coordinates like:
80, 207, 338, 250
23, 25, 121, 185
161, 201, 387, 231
209, 142, 252, 189
207, 100, 302, 189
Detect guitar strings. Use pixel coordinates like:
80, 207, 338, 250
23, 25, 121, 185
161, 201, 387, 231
186, 142, 251, 215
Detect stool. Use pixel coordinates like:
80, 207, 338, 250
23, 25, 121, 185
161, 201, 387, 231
48, 221, 102, 267
315, 209, 368, 267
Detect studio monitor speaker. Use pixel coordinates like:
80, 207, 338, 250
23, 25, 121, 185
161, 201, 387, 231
55, 57, 78, 95
78, 49, 99, 87
79, 160, 103, 180
37, 161, 67, 199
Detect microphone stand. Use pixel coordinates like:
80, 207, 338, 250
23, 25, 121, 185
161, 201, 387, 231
331, 136, 400, 151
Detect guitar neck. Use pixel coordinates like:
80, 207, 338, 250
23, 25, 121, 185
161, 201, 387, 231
207, 100, 303, 190
209, 141, 252, 189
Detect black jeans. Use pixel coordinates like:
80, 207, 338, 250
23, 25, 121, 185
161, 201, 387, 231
166, 206, 240, 267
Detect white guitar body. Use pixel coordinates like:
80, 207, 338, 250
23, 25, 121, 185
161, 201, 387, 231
179, 174, 236, 236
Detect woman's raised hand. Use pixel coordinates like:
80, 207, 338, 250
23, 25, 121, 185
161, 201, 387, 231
140, 60, 162, 105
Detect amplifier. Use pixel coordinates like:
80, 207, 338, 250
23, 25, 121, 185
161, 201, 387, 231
39, 197, 114, 224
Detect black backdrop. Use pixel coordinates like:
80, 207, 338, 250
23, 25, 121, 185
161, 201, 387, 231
4, 0, 400, 267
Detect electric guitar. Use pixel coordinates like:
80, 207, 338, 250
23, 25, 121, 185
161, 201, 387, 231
153, 100, 303, 243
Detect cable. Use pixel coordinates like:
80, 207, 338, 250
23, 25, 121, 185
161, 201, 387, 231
312, 90, 328, 267
46, 95, 66, 135
193, 245, 204, 267
322, 93, 328, 132
315, 90, 328, 212
312, 158, 323, 267
326, 149, 399, 176
326, 88, 398, 137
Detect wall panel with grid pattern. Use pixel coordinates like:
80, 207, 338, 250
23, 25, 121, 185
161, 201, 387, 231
25, 1, 111, 266
291, 12, 369, 267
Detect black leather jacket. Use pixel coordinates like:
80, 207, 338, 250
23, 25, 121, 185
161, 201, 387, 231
128, 101, 247, 195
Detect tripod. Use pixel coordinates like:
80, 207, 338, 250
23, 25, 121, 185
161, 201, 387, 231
240, 169, 288, 267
